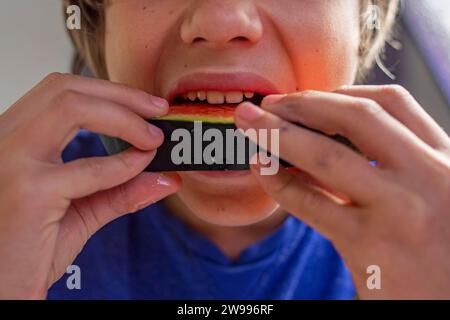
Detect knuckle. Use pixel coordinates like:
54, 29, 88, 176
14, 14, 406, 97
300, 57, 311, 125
351, 98, 384, 119
83, 157, 105, 180
56, 90, 81, 108
116, 151, 133, 169
43, 72, 63, 84
52, 90, 84, 118
42, 72, 70, 89
380, 84, 411, 101
315, 143, 346, 169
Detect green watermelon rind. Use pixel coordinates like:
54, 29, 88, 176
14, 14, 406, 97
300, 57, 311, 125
152, 105, 235, 124
153, 116, 234, 124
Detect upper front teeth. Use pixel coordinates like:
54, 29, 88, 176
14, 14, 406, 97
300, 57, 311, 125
207, 91, 225, 104
187, 91, 197, 101
225, 91, 244, 104
182, 91, 255, 104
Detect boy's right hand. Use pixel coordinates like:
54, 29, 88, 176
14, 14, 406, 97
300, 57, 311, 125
0, 73, 181, 299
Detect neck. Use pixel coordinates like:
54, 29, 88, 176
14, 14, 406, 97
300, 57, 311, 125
164, 195, 288, 260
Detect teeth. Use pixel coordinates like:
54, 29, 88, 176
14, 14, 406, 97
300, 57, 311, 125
244, 92, 254, 99
206, 91, 224, 104
187, 91, 197, 101
197, 91, 206, 101
225, 91, 244, 104
181, 91, 255, 104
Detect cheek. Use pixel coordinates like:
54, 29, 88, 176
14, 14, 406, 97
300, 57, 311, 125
104, 2, 180, 92
275, 1, 360, 90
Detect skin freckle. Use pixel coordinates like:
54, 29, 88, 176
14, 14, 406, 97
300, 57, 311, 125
280, 124, 290, 132
317, 158, 329, 169
283, 104, 298, 113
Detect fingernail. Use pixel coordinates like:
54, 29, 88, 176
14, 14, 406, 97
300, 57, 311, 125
148, 124, 163, 139
236, 102, 265, 123
261, 94, 286, 108
156, 173, 176, 187
151, 96, 169, 109
134, 174, 177, 212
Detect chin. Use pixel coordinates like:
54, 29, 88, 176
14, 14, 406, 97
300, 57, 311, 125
175, 171, 280, 226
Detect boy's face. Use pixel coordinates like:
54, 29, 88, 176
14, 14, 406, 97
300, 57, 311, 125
104, 0, 360, 226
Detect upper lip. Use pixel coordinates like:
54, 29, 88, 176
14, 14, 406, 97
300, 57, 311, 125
166, 72, 280, 104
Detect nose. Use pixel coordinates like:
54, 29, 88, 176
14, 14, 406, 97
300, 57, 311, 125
180, 0, 263, 47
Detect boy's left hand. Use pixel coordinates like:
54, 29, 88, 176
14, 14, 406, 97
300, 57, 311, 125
235, 85, 450, 299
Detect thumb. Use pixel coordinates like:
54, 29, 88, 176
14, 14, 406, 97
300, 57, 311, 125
48, 172, 181, 285
73, 172, 181, 232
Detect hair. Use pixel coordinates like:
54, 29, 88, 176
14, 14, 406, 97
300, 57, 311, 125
64, 0, 400, 80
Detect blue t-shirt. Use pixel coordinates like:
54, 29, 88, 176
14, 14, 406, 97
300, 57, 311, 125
47, 131, 355, 300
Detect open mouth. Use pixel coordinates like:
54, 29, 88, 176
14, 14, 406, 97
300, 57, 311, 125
142, 89, 270, 171
120, 73, 283, 172
162, 91, 266, 124
171, 90, 265, 106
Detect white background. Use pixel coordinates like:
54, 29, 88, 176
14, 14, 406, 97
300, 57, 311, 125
0, 0, 72, 113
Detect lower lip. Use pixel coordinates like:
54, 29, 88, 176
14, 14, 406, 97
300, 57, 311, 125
194, 170, 251, 177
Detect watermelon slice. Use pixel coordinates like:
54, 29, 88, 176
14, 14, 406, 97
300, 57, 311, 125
100, 104, 361, 172
101, 105, 261, 171
156, 105, 235, 124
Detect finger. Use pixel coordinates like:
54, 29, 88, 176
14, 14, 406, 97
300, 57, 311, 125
1, 73, 168, 136
71, 172, 181, 235
51, 148, 157, 199
251, 161, 357, 241
59, 74, 168, 115
260, 91, 431, 168
289, 169, 353, 204
335, 85, 450, 150
19, 91, 164, 159
53, 172, 181, 280
235, 102, 384, 204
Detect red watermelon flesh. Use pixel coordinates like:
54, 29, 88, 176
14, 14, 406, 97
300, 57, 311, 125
154, 105, 236, 124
